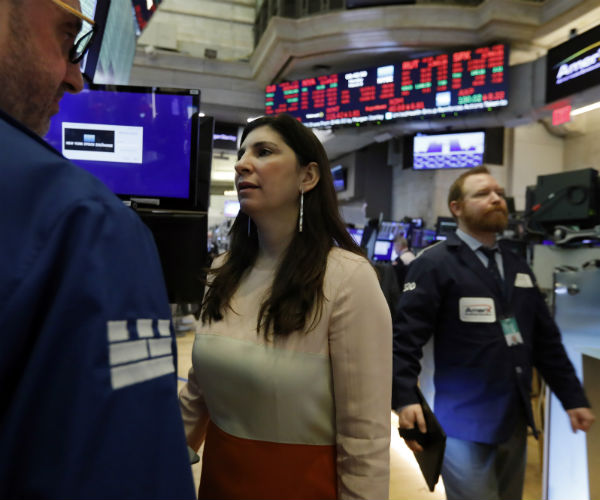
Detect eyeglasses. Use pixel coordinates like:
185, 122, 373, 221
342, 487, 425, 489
51, 0, 97, 64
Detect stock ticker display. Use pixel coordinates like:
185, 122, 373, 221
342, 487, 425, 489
265, 43, 509, 128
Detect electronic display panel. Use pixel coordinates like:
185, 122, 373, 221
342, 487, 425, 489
45, 84, 205, 211
546, 24, 600, 104
412, 228, 437, 249
79, 0, 108, 82
131, 0, 162, 32
93, 0, 138, 84
347, 227, 364, 246
377, 220, 408, 241
372, 240, 394, 261
331, 164, 347, 192
436, 216, 457, 240
223, 199, 241, 218
213, 122, 240, 151
413, 131, 485, 170
266, 43, 508, 128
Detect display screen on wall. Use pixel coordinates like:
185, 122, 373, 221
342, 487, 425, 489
213, 122, 240, 151
546, 24, 600, 103
413, 131, 485, 170
405, 127, 504, 170
265, 43, 508, 128
45, 84, 205, 211
331, 164, 347, 192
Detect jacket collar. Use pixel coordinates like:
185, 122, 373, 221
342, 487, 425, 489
0, 108, 64, 158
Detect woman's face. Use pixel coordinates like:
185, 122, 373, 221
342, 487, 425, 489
235, 125, 304, 221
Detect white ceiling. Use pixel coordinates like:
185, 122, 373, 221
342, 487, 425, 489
130, 0, 600, 183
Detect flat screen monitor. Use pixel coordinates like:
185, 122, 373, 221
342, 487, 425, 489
377, 220, 407, 241
213, 121, 240, 151
436, 216, 458, 239
265, 43, 508, 127
79, 0, 108, 82
45, 84, 209, 212
347, 227, 364, 246
545, 24, 600, 104
372, 240, 394, 261
131, 0, 162, 32
413, 131, 485, 170
223, 199, 241, 218
91, 0, 138, 84
411, 217, 424, 229
412, 228, 437, 249
331, 164, 348, 192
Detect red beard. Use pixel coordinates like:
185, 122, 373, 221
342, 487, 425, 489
463, 207, 509, 233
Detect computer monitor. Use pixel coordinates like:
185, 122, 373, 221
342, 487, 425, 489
347, 227, 364, 246
378, 220, 408, 241
372, 240, 394, 261
331, 164, 348, 192
223, 200, 241, 218
411, 217, 424, 229
412, 228, 437, 249
436, 217, 457, 240
45, 84, 210, 212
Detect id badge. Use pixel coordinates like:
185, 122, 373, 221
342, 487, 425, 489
500, 316, 524, 346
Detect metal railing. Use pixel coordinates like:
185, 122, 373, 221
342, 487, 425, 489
254, 0, 545, 46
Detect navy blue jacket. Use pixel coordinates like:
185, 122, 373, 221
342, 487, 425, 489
392, 232, 589, 444
0, 111, 195, 499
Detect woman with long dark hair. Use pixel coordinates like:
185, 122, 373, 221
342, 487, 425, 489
179, 114, 392, 499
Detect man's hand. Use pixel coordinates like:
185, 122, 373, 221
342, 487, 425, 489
398, 403, 427, 452
567, 407, 595, 432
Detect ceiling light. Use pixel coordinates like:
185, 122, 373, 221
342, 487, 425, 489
571, 101, 600, 116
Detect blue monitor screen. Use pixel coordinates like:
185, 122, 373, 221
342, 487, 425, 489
422, 229, 437, 246
347, 227, 364, 245
413, 131, 485, 170
412, 228, 437, 248
45, 85, 201, 210
372, 240, 394, 261
331, 164, 347, 192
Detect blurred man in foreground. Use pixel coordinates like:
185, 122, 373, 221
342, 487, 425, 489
0, 1, 195, 497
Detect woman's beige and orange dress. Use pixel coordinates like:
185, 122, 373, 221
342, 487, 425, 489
179, 248, 392, 499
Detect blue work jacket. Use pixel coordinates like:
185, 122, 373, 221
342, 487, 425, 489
0, 111, 195, 499
392, 232, 589, 444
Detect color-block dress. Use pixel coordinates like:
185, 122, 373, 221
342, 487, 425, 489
179, 248, 392, 499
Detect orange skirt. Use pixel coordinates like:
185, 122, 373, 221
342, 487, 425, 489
198, 420, 337, 500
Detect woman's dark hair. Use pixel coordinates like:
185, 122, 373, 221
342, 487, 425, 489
201, 114, 364, 338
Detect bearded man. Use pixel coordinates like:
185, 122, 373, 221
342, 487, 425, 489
392, 165, 594, 500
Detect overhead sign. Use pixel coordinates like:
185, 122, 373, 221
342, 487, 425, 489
546, 24, 600, 103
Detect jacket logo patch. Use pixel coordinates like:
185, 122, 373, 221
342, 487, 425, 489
459, 297, 496, 323
403, 282, 416, 292
107, 319, 175, 390
514, 273, 534, 288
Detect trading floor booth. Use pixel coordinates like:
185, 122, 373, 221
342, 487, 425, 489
544, 265, 600, 500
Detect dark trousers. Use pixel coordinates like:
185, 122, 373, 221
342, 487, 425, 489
441, 417, 528, 500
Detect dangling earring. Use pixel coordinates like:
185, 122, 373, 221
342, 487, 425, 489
298, 187, 304, 233
247, 216, 251, 237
